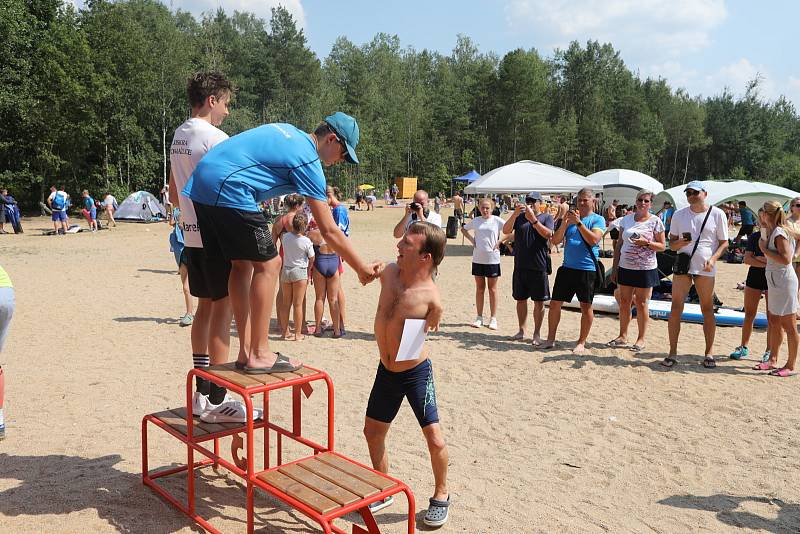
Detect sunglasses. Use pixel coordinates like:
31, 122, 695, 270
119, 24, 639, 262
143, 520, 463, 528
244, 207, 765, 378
793, 203, 800, 208
685, 190, 701, 196
326, 123, 349, 158
636, 198, 652, 203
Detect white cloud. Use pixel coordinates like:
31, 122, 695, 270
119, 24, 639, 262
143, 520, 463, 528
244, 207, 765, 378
505, 0, 726, 60
173, 0, 306, 28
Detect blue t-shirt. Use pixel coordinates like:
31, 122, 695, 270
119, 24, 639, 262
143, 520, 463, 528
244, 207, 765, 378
83, 196, 95, 210
183, 123, 328, 212
563, 213, 606, 271
332, 203, 350, 237
740, 207, 756, 226
660, 207, 674, 230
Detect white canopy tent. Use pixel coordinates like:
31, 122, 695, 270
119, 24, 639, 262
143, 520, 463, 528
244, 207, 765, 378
464, 160, 593, 194
586, 169, 664, 207
653, 180, 800, 211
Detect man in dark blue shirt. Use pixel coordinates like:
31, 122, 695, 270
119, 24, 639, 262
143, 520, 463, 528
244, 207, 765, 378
503, 192, 554, 345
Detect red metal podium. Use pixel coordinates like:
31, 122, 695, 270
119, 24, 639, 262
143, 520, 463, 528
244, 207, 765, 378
142, 363, 415, 533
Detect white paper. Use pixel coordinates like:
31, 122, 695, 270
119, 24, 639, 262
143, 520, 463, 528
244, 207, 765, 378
395, 319, 427, 362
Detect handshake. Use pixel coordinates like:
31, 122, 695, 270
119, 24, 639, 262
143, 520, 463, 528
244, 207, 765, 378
357, 261, 386, 285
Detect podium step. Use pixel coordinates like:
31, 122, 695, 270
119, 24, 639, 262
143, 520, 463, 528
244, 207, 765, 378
150, 406, 244, 439
255, 452, 400, 517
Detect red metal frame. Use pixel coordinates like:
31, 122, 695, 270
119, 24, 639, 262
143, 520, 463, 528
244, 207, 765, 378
141, 365, 416, 533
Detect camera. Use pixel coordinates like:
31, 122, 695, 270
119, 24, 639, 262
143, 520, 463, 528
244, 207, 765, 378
409, 202, 421, 211
682, 232, 692, 242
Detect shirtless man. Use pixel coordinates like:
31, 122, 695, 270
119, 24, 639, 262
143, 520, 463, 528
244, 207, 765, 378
363, 221, 451, 527
452, 191, 464, 223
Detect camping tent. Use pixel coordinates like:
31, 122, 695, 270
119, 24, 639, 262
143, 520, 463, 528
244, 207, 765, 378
586, 169, 664, 206
653, 180, 800, 211
452, 170, 481, 182
464, 160, 592, 194
116, 191, 166, 222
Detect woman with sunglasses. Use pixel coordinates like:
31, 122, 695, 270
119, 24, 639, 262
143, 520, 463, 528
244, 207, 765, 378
730, 208, 772, 362
607, 190, 665, 352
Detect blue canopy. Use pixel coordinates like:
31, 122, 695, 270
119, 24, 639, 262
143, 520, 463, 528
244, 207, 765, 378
452, 170, 480, 182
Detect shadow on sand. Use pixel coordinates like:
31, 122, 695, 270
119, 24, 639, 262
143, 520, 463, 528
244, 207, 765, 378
658, 494, 800, 534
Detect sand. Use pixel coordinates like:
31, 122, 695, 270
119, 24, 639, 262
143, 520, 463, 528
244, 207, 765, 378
0, 207, 798, 534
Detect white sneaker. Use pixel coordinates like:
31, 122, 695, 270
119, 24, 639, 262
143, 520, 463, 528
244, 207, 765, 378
488, 317, 498, 330
199, 398, 263, 423
191, 391, 208, 417
471, 317, 483, 328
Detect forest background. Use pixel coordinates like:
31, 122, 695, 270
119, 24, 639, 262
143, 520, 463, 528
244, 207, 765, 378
2, 0, 799, 208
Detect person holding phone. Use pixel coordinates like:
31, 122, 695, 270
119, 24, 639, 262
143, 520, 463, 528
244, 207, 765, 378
504, 192, 554, 344
607, 190, 665, 352
542, 188, 606, 354
662, 181, 729, 368
393, 189, 442, 238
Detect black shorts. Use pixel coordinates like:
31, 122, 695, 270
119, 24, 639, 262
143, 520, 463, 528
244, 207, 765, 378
551, 266, 596, 304
185, 246, 231, 301
366, 359, 439, 428
746, 266, 768, 291
512, 268, 550, 301
194, 202, 278, 262
454, 208, 463, 220
616, 267, 660, 288
609, 228, 620, 240
472, 262, 501, 278
737, 224, 755, 238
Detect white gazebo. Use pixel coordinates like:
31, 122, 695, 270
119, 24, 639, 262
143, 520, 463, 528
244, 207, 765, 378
586, 169, 664, 207
653, 180, 800, 211
464, 160, 592, 194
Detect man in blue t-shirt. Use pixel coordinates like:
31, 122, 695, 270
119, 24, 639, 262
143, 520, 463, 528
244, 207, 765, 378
542, 188, 606, 354
657, 201, 675, 239
502, 191, 554, 345
184, 112, 382, 373
735, 200, 757, 247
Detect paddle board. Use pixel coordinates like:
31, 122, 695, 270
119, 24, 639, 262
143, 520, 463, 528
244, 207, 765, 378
551, 295, 767, 328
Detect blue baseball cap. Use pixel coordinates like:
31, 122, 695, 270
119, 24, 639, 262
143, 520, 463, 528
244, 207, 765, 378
525, 191, 542, 202
324, 112, 360, 164
684, 180, 706, 192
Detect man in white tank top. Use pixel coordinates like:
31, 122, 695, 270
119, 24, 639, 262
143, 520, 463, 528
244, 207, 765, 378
168, 72, 259, 424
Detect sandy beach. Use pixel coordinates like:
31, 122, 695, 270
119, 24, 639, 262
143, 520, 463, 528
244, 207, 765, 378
1, 206, 798, 534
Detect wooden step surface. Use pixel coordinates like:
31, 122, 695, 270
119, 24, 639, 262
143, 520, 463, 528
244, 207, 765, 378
205, 363, 318, 390
150, 406, 242, 437
256, 452, 399, 516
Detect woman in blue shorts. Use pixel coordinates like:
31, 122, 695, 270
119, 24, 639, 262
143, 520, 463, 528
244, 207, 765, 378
461, 198, 506, 331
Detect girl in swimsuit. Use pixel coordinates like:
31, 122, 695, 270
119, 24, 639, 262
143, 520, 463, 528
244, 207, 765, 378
308, 186, 348, 337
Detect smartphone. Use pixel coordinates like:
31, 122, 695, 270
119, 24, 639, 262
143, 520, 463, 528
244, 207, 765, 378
682, 232, 692, 241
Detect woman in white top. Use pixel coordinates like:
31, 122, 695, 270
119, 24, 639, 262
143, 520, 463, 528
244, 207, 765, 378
461, 198, 506, 330
608, 190, 666, 352
755, 200, 799, 376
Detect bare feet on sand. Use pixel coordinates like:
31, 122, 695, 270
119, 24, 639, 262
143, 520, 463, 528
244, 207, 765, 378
539, 340, 555, 349
531, 335, 542, 346
572, 343, 586, 354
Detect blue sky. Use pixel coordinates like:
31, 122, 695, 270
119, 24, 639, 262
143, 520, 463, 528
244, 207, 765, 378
70, 0, 799, 107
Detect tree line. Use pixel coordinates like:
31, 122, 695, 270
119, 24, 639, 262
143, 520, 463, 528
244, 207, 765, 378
3, 0, 799, 209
